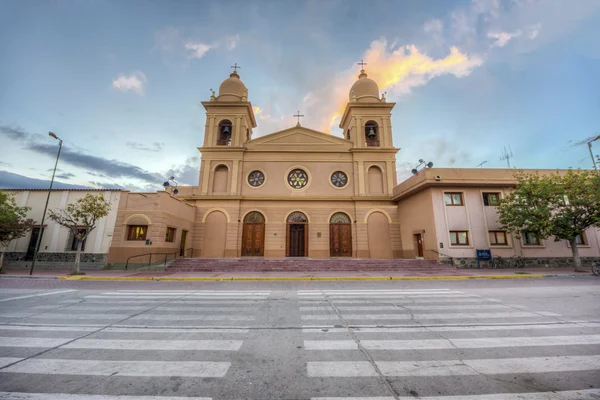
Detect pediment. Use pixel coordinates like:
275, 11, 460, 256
245, 126, 352, 151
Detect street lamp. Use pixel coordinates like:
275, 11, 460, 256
588, 135, 600, 172
29, 132, 63, 275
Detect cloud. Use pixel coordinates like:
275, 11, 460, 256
164, 156, 199, 186
488, 30, 522, 47
55, 172, 76, 180
111, 71, 147, 95
0, 125, 29, 140
126, 141, 164, 152
527, 23, 541, 39
226, 34, 240, 51
185, 42, 217, 59
0, 161, 11, 167
154, 27, 182, 53
0, 170, 90, 190
305, 38, 483, 132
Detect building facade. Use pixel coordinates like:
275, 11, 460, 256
106, 69, 600, 267
3, 189, 122, 266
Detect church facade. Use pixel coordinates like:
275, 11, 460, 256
108, 68, 403, 261
105, 69, 600, 267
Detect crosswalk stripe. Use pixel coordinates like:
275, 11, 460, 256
298, 289, 452, 293
0, 325, 98, 332
307, 355, 600, 377
27, 306, 258, 313
75, 300, 264, 305
0, 290, 77, 303
300, 304, 511, 311
130, 315, 255, 321
100, 292, 270, 296
298, 291, 464, 296
0, 393, 212, 400
301, 312, 559, 320
85, 296, 268, 300
298, 299, 483, 304
304, 335, 600, 350
25, 313, 131, 319
104, 327, 249, 333
0, 337, 72, 348
299, 294, 473, 298
3, 359, 231, 377
302, 322, 600, 333
32, 305, 150, 311
0, 357, 23, 368
311, 389, 600, 399
63, 339, 243, 351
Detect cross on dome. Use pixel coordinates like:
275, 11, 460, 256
230, 63, 241, 73
293, 111, 304, 126
358, 59, 367, 70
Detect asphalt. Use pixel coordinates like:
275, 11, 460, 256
0, 278, 598, 399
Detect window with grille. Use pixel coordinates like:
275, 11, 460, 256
69, 228, 87, 251
127, 225, 148, 241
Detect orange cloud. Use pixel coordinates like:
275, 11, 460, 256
310, 38, 483, 133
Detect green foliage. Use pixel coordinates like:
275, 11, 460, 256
498, 169, 600, 242
0, 190, 35, 247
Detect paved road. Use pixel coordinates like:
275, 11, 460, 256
0, 278, 599, 399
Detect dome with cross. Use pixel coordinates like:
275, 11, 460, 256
218, 64, 248, 102
349, 68, 380, 103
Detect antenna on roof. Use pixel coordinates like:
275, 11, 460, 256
476, 161, 488, 168
500, 146, 513, 168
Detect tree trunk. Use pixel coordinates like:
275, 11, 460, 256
0, 244, 7, 274
570, 238, 584, 272
73, 239, 82, 274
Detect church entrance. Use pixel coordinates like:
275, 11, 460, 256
286, 211, 308, 257
242, 212, 265, 257
329, 212, 352, 257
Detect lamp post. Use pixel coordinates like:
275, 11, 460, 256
588, 135, 600, 173
29, 132, 63, 275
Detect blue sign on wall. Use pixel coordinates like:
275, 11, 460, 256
476, 249, 492, 260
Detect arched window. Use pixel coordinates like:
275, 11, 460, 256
217, 120, 232, 145
212, 165, 228, 193
244, 211, 265, 223
287, 211, 308, 223
330, 212, 351, 224
365, 121, 379, 147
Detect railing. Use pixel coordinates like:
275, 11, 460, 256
125, 251, 179, 271
428, 249, 454, 266
181, 247, 194, 258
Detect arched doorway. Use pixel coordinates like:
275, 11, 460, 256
368, 166, 384, 194
330, 212, 352, 257
242, 212, 265, 257
203, 211, 227, 258
367, 212, 392, 259
212, 165, 228, 194
286, 211, 308, 257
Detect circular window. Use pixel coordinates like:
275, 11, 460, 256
331, 171, 348, 188
248, 170, 265, 187
287, 169, 309, 189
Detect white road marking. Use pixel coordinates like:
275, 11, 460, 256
298, 289, 452, 293
302, 322, 600, 333
3, 359, 231, 377
307, 355, 600, 377
301, 312, 559, 320
25, 313, 131, 320
0, 313, 36, 318
0, 325, 98, 332
298, 299, 483, 304
85, 296, 268, 300
63, 339, 243, 351
300, 305, 511, 311
0, 290, 77, 303
130, 314, 255, 321
0, 337, 73, 348
104, 327, 249, 333
304, 335, 600, 350
0, 357, 23, 368
311, 389, 600, 399
0, 393, 212, 400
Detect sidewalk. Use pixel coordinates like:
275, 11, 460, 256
0, 266, 593, 281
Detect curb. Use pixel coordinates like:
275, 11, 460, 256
51, 274, 550, 281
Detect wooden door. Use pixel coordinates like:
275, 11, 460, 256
179, 230, 188, 257
330, 224, 352, 257
25, 227, 43, 261
242, 223, 265, 257
414, 233, 424, 257
287, 224, 306, 257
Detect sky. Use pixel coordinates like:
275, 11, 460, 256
0, 0, 599, 191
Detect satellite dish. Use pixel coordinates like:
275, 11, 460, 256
427, 162, 433, 168
411, 169, 418, 175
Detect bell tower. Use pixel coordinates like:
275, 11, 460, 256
339, 63, 398, 197
198, 66, 257, 196
339, 67, 395, 149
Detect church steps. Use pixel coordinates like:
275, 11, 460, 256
166, 258, 458, 273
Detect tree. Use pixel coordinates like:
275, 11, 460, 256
498, 169, 600, 272
48, 193, 111, 274
0, 191, 35, 273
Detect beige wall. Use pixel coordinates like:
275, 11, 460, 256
107, 191, 196, 263
396, 188, 437, 259
5, 190, 121, 256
